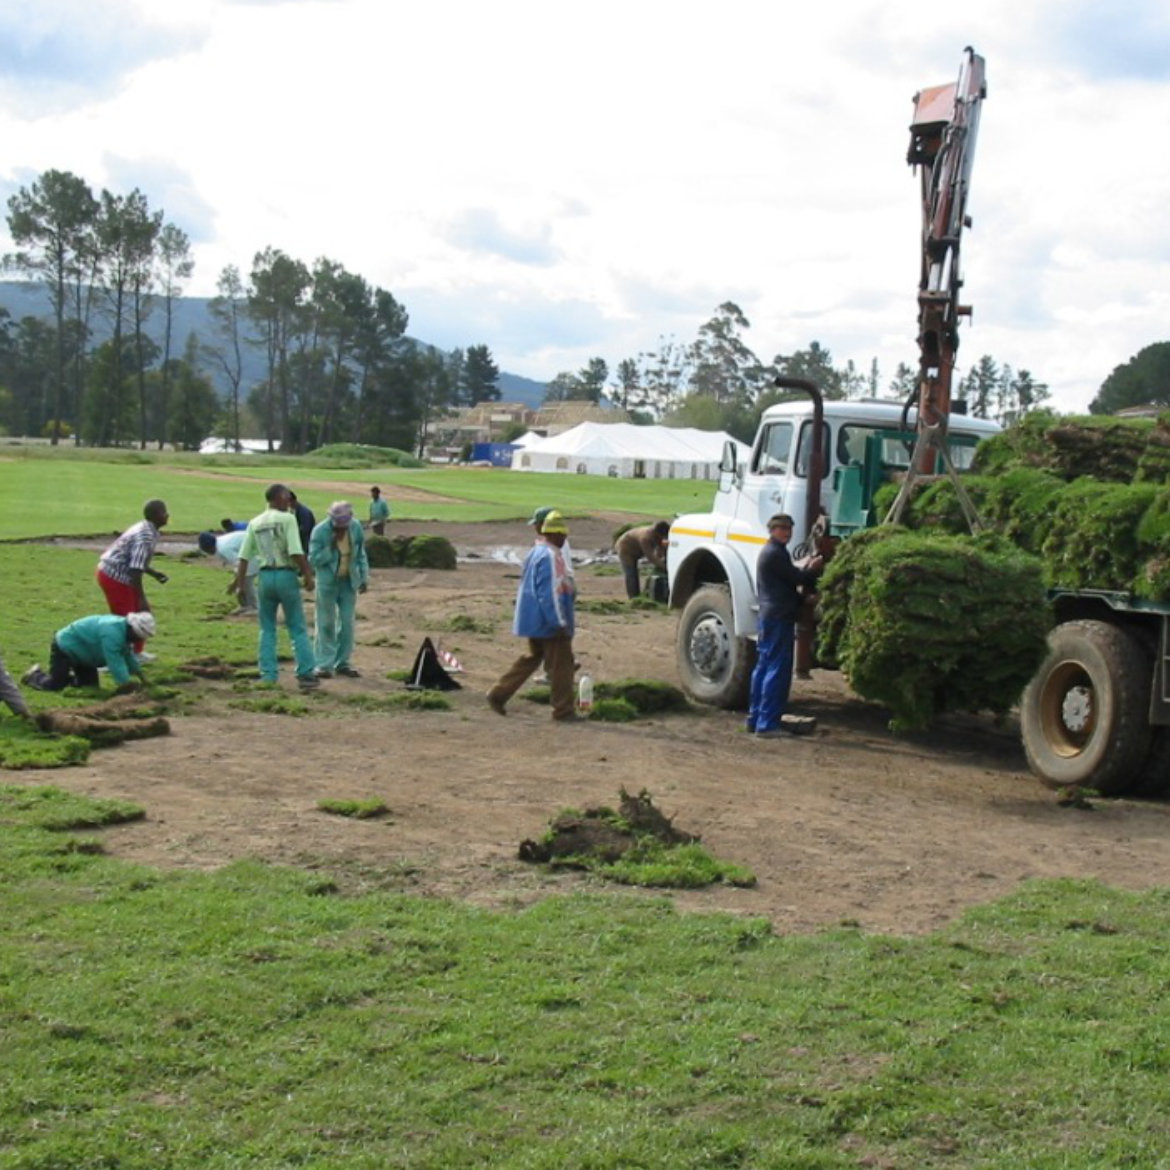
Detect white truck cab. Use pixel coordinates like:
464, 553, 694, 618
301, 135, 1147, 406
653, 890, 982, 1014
667, 398, 1000, 706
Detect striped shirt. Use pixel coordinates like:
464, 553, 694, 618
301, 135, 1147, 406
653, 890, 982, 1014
98, 520, 160, 585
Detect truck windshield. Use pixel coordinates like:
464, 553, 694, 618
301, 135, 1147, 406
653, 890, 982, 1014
837, 424, 983, 471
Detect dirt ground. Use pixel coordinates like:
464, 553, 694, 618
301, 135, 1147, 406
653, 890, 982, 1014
32, 517, 1170, 936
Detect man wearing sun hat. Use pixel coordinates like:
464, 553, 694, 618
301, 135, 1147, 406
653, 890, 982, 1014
488, 509, 578, 720
308, 501, 369, 679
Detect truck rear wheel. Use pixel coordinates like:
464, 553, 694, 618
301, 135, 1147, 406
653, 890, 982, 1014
676, 584, 755, 709
1020, 620, 1151, 794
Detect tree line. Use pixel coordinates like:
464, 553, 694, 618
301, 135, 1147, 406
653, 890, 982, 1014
544, 302, 1056, 443
1, 169, 504, 452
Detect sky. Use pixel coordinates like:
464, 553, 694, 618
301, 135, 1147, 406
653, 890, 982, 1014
1, 0, 1168, 413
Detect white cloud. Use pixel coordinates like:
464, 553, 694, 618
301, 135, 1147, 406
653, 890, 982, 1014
1, 0, 1169, 411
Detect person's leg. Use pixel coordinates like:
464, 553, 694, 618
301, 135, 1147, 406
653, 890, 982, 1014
256, 573, 281, 682
621, 558, 641, 599
772, 619, 797, 718
753, 617, 785, 732
543, 635, 576, 719
314, 576, 340, 671
276, 570, 317, 682
27, 640, 77, 691
488, 639, 545, 709
334, 580, 357, 670
97, 569, 145, 652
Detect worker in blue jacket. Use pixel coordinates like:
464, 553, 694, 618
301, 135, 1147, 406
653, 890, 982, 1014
308, 501, 369, 679
487, 510, 577, 720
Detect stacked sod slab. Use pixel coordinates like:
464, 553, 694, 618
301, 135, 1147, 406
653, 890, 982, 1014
818, 412, 1170, 731
817, 528, 1050, 732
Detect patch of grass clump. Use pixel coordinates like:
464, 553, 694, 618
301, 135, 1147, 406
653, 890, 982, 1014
0, 784, 144, 830
339, 691, 452, 712
596, 678, 689, 714
445, 613, 494, 634
316, 798, 390, 820
589, 697, 638, 722
0, 725, 91, 770
227, 695, 311, 716
520, 789, 754, 888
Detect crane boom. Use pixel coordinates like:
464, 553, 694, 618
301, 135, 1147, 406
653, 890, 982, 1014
885, 48, 987, 530
908, 45, 987, 430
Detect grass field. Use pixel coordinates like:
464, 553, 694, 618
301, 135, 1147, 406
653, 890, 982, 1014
2, 450, 1170, 1167
3, 787, 1170, 1168
0, 447, 719, 538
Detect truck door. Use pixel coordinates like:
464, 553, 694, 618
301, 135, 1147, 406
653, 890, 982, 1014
738, 418, 829, 546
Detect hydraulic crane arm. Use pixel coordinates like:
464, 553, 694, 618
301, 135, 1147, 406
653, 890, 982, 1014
886, 47, 987, 530
908, 45, 987, 430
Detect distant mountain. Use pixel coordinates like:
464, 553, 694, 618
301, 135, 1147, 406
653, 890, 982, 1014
0, 280, 547, 409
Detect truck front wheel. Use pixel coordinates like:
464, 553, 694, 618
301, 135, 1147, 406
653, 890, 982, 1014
676, 584, 755, 709
1020, 620, 1151, 794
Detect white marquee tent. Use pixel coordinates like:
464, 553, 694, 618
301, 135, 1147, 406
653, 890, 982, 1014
511, 422, 734, 481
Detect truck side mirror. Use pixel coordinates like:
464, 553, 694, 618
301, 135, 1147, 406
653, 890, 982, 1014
718, 440, 739, 492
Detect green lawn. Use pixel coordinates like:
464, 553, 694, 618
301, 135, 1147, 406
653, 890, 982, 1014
2, 789, 1169, 1169
0, 448, 718, 537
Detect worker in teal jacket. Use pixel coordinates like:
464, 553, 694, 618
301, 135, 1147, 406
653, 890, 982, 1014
308, 501, 369, 678
23, 612, 155, 691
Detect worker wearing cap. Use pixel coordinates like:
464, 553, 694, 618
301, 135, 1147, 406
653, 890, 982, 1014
488, 509, 578, 720
23, 612, 155, 691
526, 505, 574, 580
748, 513, 823, 737
308, 501, 369, 679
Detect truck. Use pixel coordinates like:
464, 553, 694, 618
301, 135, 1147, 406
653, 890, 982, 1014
666, 48, 1170, 797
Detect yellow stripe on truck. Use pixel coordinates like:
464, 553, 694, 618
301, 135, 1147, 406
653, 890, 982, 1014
729, 533, 767, 546
671, 527, 716, 539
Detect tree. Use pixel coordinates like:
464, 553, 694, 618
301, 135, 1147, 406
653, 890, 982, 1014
4, 169, 98, 443
206, 265, 248, 450
462, 344, 500, 404
91, 188, 161, 446
772, 341, 844, 399
612, 358, 640, 410
959, 354, 999, 419
631, 335, 692, 416
167, 332, 219, 450
688, 302, 762, 403
887, 362, 918, 401
1090, 342, 1170, 414
351, 286, 408, 442
154, 222, 193, 449
248, 247, 310, 451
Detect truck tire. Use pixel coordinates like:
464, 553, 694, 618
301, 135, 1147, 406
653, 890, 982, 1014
1020, 620, 1152, 794
676, 584, 755, 709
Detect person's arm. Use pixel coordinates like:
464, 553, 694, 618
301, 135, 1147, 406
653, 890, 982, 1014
294, 551, 315, 591
230, 556, 251, 597
101, 628, 135, 687
0, 659, 31, 718
354, 525, 369, 592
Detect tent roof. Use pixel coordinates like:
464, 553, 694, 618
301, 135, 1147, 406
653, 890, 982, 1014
519, 422, 733, 462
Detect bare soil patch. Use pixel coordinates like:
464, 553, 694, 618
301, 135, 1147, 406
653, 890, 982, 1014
26, 519, 1170, 935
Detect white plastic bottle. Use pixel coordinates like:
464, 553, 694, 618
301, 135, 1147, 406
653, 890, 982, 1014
577, 673, 594, 714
